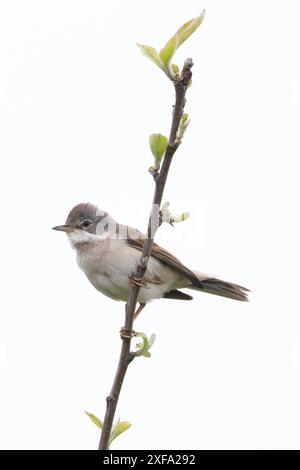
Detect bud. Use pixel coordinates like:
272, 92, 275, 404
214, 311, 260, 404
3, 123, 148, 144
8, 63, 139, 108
159, 202, 190, 227
177, 113, 190, 142
149, 133, 168, 169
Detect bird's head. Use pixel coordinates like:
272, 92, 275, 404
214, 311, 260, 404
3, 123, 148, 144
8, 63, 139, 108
52, 203, 113, 246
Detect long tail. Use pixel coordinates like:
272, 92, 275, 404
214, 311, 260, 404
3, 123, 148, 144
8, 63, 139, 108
193, 276, 250, 301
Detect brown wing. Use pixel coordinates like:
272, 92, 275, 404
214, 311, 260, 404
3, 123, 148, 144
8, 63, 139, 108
126, 235, 203, 288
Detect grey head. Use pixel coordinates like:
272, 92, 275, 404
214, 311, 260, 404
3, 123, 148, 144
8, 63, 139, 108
52, 203, 109, 235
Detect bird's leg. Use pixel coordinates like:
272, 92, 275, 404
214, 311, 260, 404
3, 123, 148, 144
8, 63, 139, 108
133, 302, 146, 321
119, 303, 146, 338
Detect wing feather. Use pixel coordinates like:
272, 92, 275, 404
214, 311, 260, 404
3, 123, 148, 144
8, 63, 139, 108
126, 235, 202, 288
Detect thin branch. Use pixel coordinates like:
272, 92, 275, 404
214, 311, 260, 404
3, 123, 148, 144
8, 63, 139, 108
98, 58, 193, 450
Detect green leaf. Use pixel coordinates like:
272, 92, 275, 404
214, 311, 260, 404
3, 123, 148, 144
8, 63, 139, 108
109, 420, 131, 445
137, 44, 164, 69
159, 35, 179, 67
85, 411, 103, 429
149, 134, 168, 164
142, 351, 151, 358
172, 212, 190, 223
133, 331, 156, 358
181, 113, 189, 126
159, 10, 205, 67
171, 63, 180, 76
176, 10, 205, 48
177, 113, 190, 141
181, 212, 190, 221
135, 332, 149, 350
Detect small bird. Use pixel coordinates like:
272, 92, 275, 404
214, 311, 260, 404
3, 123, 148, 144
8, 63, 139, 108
53, 203, 249, 318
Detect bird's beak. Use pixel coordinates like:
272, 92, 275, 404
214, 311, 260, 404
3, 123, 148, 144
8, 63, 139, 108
52, 224, 74, 233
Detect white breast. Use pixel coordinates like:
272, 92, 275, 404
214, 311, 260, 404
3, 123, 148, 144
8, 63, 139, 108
70, 232, 187, 304
74, 237, 133, 299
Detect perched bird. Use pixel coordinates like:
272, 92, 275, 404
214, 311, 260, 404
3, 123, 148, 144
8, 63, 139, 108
53, 203, 249, 318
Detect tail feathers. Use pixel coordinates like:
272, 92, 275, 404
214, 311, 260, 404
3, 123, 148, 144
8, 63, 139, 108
197, 277, 250, 302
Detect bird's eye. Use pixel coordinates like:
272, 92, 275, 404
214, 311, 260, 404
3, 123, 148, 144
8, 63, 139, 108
81, 220, 91, 229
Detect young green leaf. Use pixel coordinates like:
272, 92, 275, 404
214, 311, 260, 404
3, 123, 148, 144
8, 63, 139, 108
134, 331, 156, 358
149, 133, 168, 167
135, 331, 149, 350
177, 112, 190, 141
171, 63, 180, 77
85, 411, 103, 429
137, 44, 164, 69
172, 212, 190, 223
142, 350, 151, 358
159, 10, 205, 67
159, 35, 179, 68
109, 421, 132, 446
181, 113, 189, 127
176, 10, 205, 49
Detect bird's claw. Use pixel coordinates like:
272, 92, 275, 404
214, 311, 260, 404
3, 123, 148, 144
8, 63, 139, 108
129, 275, 147, 288
119, 327, 136, 340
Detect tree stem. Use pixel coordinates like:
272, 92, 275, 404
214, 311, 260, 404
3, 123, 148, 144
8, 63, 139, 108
98, 58, 193, 450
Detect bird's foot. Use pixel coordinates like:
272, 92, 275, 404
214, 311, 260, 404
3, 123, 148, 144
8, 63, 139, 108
129, 275, 147, 288
119, 327, 136, 340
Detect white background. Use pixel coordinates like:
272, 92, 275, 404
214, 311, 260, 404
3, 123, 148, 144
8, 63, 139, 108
1, 0, 300, 450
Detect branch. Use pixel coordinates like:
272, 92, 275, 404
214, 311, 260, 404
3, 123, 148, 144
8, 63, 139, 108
98, 58, 193, 450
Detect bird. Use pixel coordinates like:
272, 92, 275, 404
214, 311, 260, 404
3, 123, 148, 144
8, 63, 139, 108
53, 203, 249, 319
